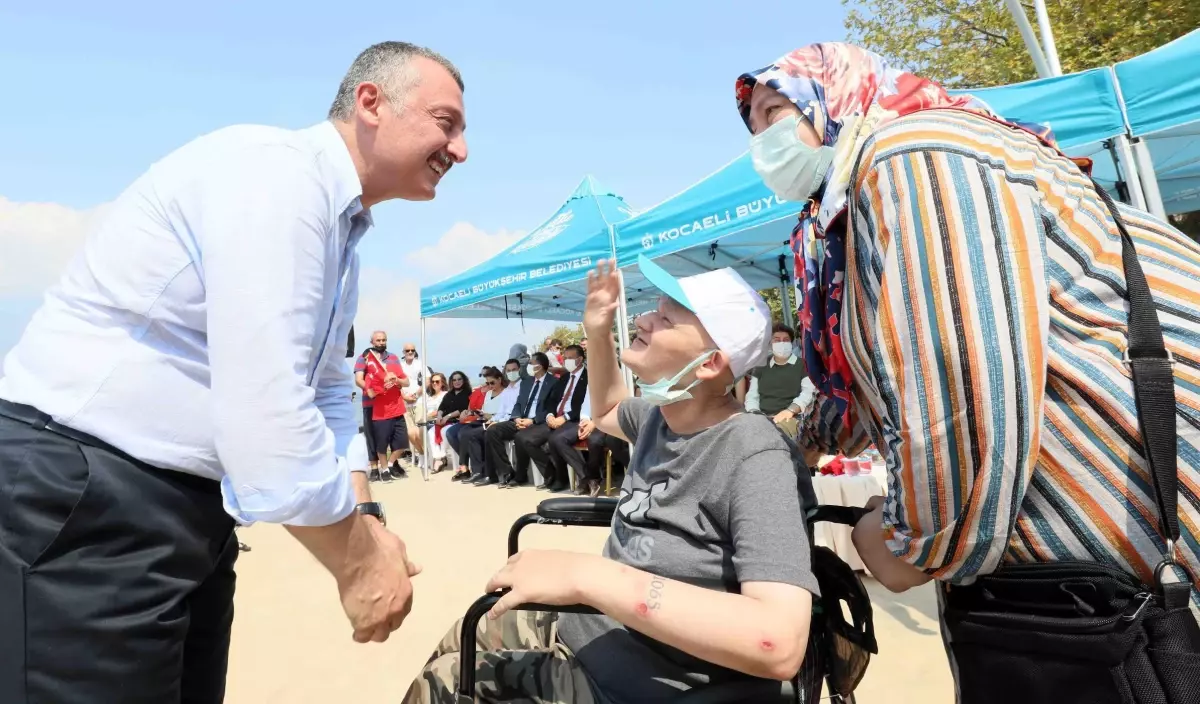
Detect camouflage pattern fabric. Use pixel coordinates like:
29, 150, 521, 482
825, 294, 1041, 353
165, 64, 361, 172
402, 610, 601, 704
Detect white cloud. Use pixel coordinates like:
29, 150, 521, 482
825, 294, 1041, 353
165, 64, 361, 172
0, 193, 544, 372
0, 197, 106, 295
404, 221, 525, 283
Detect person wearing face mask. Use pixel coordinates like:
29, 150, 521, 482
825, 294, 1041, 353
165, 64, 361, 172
459, 362, 523, 486
527, 345, 589, 493
483, 352, 552, 488
738, 42, 1200, 699
403, 256, 819, 703
744, 324, 814, 438
508, 342, 533, 381
354, 333, 401, 480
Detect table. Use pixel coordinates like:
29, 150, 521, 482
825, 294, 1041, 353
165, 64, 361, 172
811, 469, 886, 571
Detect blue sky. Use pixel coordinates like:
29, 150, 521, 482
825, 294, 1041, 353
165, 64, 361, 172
0, 1, 849, 375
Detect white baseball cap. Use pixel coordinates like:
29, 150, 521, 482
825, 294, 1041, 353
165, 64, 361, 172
636, 254, 772, 379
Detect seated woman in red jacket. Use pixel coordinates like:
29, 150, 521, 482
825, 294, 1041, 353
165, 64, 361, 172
365, 356, 410, 481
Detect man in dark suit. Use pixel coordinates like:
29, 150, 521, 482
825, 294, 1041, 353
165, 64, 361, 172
517, 344, 588, 492
484, 352, 552, 487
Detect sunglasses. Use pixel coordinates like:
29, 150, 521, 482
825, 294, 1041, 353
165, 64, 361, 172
403, 349, 416, 354
432, 379, 445, 385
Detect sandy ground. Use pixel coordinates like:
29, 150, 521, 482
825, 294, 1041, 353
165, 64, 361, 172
225, 470, 954, 703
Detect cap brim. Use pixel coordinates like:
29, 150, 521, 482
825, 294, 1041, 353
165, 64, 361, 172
637, 254, 695, 312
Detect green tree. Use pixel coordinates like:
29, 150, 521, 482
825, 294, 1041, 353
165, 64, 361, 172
842, 0, 1200, 88
759, 287, 786, 323
541, 323, 586, 349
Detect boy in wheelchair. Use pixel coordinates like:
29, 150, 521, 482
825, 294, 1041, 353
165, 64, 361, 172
404, 257, 821, 703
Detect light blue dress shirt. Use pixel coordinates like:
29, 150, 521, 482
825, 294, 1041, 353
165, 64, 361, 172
0, 121, 370, 527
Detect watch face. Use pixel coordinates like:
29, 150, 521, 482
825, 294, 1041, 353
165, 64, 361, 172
357, 502, 386, 525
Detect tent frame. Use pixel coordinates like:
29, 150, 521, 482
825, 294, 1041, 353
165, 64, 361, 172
1002, 0, 1167, 218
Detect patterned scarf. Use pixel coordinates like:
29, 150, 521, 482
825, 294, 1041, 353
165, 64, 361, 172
734, 42, 1058, 438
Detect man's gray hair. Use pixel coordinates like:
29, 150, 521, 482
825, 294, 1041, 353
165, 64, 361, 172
328, 41, 463, 121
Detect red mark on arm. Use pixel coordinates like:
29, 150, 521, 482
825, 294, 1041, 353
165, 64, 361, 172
635, 603, 649, 616
760, 639, 775, 651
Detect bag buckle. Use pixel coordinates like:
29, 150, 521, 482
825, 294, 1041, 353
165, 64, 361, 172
1122, 592, 1152, 622
1122, 348, 1175, 367
1153, 539, 1183, 588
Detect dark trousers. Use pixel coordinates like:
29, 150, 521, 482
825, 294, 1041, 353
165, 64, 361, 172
456, 423, 489, 478
585, 430, 629, 482
485, 421, 522, 482
0, 401, 237, 704
362, 404, 376, 458
546, 423, 581, 488
514, 424, 555, 487
371, 414, 409, 457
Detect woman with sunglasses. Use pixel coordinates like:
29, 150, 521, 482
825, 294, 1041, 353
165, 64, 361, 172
429, 372, 471, 475
452, 367, 511, 484
423, 373, 449, 471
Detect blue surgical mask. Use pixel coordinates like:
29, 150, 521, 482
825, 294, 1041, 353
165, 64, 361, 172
635, 350, 717, 407
750, 114, 835, 202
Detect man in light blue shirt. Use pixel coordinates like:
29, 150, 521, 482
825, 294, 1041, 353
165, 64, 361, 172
0, 41, 467, 703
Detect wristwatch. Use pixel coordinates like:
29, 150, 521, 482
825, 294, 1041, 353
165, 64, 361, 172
356, 502, 386, 526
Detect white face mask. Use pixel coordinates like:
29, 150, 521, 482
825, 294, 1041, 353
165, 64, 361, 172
506, 370, 520, 383
564, 358, 579, 373
527, 364, 541, 376
750, 114, 835, 202
635, 350, 717, 407
772, 341, 793, 358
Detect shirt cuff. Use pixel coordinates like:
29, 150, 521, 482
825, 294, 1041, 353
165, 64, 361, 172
221, 455, 357, 527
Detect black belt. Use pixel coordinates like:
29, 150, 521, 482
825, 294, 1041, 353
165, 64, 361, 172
0, 399, 221, 496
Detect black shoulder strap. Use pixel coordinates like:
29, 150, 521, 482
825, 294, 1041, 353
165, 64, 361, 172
1090, 179, 1180, 578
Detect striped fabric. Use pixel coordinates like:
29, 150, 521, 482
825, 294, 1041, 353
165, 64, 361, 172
825, 108, 1199, 607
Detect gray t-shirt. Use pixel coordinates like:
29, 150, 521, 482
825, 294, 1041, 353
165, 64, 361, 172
556, 397, 819, 703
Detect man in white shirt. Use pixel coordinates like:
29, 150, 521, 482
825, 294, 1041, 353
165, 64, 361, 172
0, 41, 466, 703
744, 324, 815, 438
397, 341, 428, 470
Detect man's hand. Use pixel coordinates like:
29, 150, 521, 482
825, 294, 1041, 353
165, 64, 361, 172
583, 258, 621, 336
578, 419, 595, 440
485, 550, 601, 619
366, 388, 377, 399
547, 415, 565, 430
772, 409, 796, 425
515, 418, 533, 429
337, 519, 422, 643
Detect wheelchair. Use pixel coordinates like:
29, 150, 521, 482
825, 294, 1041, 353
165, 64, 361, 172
454, 497, 878, 703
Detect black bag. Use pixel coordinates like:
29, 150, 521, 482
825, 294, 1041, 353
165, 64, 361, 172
940, 181, 1200, 704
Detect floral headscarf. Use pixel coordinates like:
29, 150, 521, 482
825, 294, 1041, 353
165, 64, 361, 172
735, 42, 1059, 441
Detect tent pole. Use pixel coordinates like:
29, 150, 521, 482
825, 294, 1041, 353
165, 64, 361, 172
1130, 138, 1168, 219
616, 273, 634, 393
1002, 0, 1053, 79
1031, 0, 1063, 76
779, 282, 795, 329
1114, 136, 1148, 211
420, 317, 430, 481
607, 224, 635, 394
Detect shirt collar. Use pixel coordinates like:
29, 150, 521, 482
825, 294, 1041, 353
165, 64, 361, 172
770, 354, 799, 368
304, 121, 372, 226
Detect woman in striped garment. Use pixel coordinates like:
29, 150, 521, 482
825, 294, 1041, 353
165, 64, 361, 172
734, 43, 1200, 619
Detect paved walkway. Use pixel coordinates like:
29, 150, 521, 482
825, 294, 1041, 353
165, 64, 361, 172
225, 471, 954, 702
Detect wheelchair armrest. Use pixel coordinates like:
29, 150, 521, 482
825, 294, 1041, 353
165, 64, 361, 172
457, 591, 601, 699
506, 497, 618, 556
536, 497, 619, 525
806, 504, 869, 527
